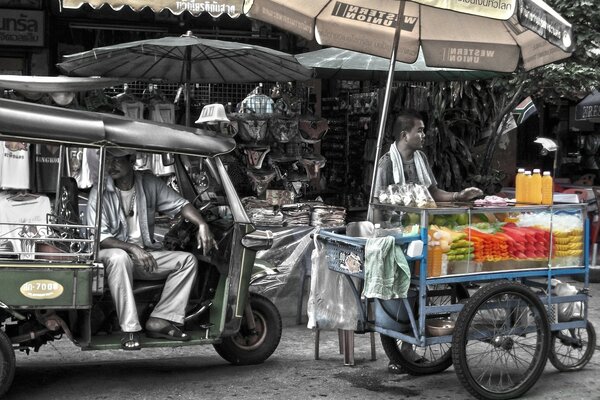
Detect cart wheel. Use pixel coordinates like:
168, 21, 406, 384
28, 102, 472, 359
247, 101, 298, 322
452, 280, 550, 400
381, 283, 469, 375
549, 320, 596, 372
0, 329, 15, 398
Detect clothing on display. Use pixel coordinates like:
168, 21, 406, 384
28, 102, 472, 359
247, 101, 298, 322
310, 205, 346, 227
32, 144, 61, 193
0, 141, 31, 190
234, 115, 270, 143
241, 93, 274, 114
300, 154, 327, 180
246, 169, 278, 196
298, 117, 329, 143
242, 145, 271, 169
269, 117, 299, 143
0, 192, 51, 259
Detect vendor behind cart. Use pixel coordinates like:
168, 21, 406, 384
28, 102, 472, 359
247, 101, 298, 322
374, 109, 482, 210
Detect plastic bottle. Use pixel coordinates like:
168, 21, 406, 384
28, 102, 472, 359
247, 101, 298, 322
515, 168, 525, 203
431, 244, 442, 277
530, 169, 543, 204
523, 171, 532, 204
541, 171, 553, 205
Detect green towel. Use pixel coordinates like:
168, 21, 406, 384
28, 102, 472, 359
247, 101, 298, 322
362, 236, 411, 300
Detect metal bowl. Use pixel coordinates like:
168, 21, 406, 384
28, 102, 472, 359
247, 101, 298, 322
426, 318, 455, 336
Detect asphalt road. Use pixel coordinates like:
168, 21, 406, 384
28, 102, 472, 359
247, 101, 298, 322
5, 279, 600, 400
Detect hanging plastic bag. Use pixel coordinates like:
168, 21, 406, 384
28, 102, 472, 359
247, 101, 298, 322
307, 234, 359, 331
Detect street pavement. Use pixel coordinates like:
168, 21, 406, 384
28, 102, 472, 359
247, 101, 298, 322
6, 278, 600, 400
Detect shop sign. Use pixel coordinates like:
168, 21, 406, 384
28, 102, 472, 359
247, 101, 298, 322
61, 1, 245, 17
0, 9, 44, 47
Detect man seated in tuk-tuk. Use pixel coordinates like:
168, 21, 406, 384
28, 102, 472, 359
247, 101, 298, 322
86, 148, 217, 350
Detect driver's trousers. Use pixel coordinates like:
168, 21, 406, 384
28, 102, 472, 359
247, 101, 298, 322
98, 249, 198, 332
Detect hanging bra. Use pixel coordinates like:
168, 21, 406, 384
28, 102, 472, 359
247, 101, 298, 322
298, 117, 329, 143
269, 117, 299, 143
246, 169, 277, 196
231, 114, 269, 143
300, 154, 327, 180
242, 145, 271, 170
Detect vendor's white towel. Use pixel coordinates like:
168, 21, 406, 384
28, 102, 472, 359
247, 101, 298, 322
389, 144, 432, 188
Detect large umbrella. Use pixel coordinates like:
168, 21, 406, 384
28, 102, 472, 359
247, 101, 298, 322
245, 0, 573, 73
295, 47, 502, 81
57, 32, 313, 125
244, 0, 574, 217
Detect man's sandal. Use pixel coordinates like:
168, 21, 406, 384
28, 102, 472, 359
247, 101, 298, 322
146, 323, 191, 341
121, 332, 142, 351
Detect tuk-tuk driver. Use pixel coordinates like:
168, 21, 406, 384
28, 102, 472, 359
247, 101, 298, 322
86, 148, 217, 350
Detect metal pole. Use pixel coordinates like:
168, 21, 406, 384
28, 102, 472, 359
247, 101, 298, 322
185, 45, 192, 127
93, 147, 106, 261
367, 0, 406, 221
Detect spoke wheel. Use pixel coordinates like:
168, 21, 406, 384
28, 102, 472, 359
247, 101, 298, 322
549, 321, 596, 372
452, 280, 550, 400
381, 283, 469, 375
213, 294, 282, 365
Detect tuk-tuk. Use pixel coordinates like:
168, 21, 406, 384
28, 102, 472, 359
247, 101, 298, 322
0, 96, 281, 397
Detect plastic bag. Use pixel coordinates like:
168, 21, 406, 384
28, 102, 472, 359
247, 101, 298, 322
552, 280, 583, 322
378, 183, 436, 208
307, 237, 359, 331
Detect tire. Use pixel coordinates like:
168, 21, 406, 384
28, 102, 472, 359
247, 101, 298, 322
452, 280, 550, 400
213, 294, 282, 365
381, 283, 469, 375
549, 320, 596, 372
0, 329, 15, 398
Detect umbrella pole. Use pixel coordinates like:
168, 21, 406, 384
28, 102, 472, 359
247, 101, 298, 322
367, 0, 406, 221
185, 46, 192, 127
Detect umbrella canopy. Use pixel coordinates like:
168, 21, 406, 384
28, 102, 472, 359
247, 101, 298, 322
57, 33, 313, 84
295, 47, 502, 81
61, 0, 244, 17
0, 75, 129, 93
0, 98, 235, 157
244, 0, 574, 73
576, 90, 600, 123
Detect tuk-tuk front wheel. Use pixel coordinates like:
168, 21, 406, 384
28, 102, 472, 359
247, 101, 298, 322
213, 294, 282, 365
0, 329, 15, 398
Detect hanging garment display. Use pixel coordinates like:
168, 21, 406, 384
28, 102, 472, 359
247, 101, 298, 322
246, 168, 278, 196
300, 154, 327, 180
234, 115, 270, 143
269, 117, 299, 143
0, 141, 31, 190
242, 145, 271, 170
0, 192, 51, 259
241, 93, 275, 114
298, 117, 330, 143
33, 144, 61, 193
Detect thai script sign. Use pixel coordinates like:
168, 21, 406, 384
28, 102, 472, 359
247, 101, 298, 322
0, 9, 44, 47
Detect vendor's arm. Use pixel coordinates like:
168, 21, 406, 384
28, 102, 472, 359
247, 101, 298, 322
181, 204, 218, 255
429, 186, 484, 202
100, 237, 158, 272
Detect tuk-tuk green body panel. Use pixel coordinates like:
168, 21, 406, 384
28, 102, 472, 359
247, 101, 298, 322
0, 264, 93, 308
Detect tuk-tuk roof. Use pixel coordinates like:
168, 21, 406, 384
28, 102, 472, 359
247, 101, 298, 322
0, 75, 130, 93
0, 98, 236, 157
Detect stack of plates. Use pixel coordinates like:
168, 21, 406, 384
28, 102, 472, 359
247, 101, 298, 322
310, 205, 346, 227
281, 203, 311, 226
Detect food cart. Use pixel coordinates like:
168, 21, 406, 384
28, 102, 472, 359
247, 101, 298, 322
316, 201, 595, 400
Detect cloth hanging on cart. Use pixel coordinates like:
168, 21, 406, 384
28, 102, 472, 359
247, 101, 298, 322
362, 236, 410, 300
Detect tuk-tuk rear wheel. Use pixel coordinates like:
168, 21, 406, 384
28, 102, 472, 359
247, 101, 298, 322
0, 329, 15, 398
213, 294, 282, 365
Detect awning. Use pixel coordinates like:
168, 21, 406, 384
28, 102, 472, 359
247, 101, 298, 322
576, 90, 600, 123
60, 0, 245, 18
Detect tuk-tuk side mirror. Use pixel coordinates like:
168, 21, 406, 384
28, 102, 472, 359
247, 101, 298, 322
162, 153, 175, 166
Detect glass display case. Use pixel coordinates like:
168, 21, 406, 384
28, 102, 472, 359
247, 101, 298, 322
372, 201, 588, 281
